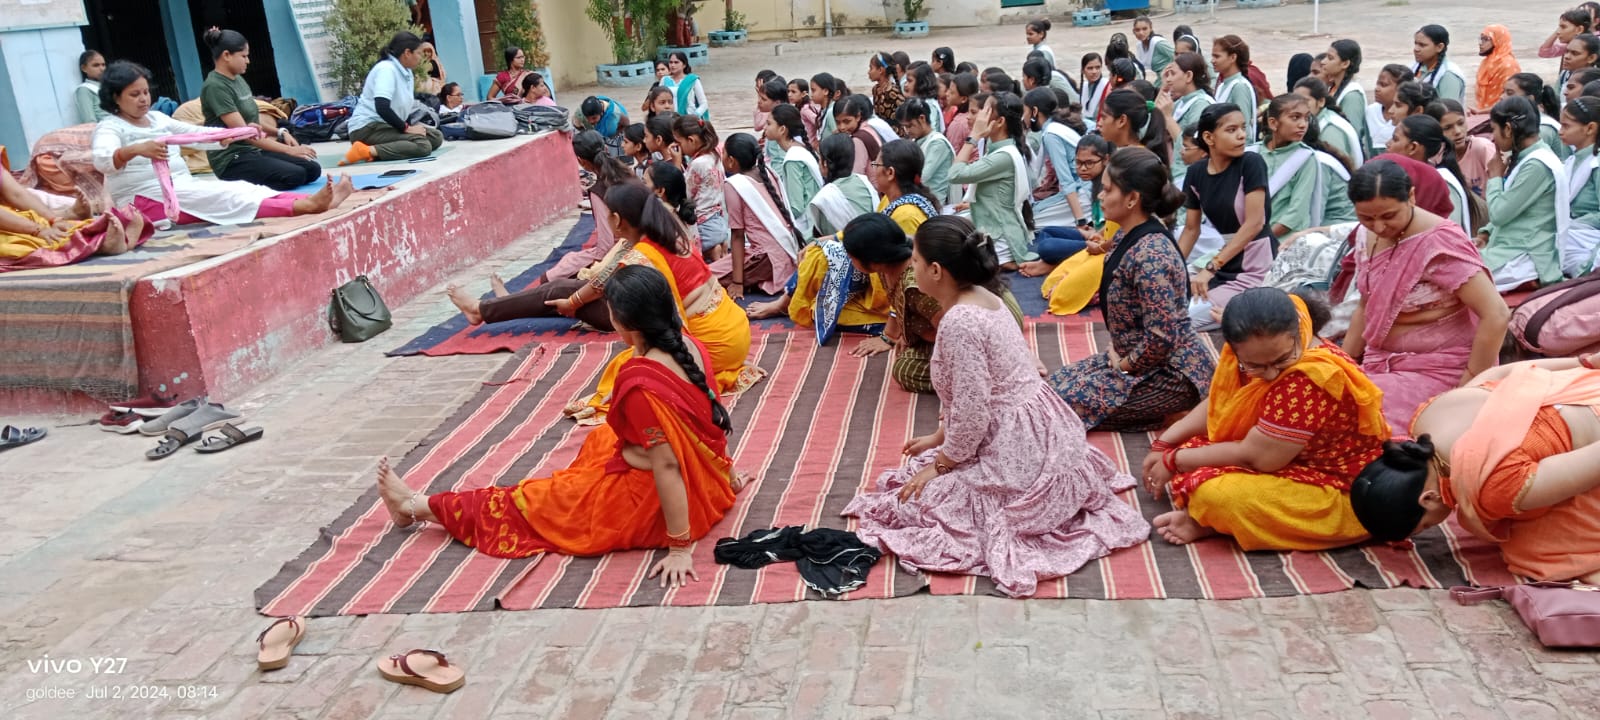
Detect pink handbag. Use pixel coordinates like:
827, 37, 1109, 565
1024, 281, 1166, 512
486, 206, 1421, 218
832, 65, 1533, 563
1451, 582, 1600, 648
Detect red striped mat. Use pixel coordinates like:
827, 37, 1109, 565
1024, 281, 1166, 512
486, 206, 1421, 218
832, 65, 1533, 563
255, 319, 1512, 616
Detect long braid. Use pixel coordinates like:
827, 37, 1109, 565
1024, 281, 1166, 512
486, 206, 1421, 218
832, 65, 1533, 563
753, 152, 805, 247
643, 325, 732, 433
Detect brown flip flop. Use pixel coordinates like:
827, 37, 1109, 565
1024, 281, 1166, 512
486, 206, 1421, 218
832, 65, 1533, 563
256, 616, 305, 670
376, 649, 466, 693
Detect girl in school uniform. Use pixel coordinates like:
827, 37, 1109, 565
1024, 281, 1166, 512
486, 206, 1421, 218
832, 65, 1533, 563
1293, 77, 1364, 169
896, 98, 962, 209
1133, 16, 1176, 88
1159, 53, 1215, 184
1411, 25, 1467, 103
1025, 18, 1057, 70
1504, 73, 1571, 160
1476, 96, 1570, 292
1388, 114, 1483, 235
1365, 65, 1414, 158
1257, 94, 1356, 241
1558, 96, 1600, 276
1212, 36, 1260, 141
765, 104, 824, 238
1322, 40, 1370, 153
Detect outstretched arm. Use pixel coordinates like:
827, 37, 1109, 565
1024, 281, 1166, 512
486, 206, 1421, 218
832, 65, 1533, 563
1523, 441, 1600, 510
647, 441, 698, 588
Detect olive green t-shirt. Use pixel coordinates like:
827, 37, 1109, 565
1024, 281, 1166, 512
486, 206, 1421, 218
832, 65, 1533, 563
200, 70, 259, 173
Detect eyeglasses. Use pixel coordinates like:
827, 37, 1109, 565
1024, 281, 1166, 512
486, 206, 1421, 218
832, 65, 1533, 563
1237, 346, 1303, 375
1076, 158, 1104, 168
869, 162, 886, 168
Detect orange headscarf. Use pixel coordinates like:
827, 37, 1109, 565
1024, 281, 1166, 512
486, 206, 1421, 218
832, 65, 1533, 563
1205, 294, 1390, 444
1475, 25, 1520, 111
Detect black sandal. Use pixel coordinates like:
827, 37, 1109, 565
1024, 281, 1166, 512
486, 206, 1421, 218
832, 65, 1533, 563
195, 423, 264, 454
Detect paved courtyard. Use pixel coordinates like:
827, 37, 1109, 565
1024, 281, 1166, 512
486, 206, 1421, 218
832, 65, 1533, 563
2, 1, 1597, 718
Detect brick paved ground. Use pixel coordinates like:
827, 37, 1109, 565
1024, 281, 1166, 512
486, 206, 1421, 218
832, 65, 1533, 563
3, 2, 1597, 718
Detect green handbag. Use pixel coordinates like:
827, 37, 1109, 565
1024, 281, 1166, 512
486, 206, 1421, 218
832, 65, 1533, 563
329, 275, 393, 343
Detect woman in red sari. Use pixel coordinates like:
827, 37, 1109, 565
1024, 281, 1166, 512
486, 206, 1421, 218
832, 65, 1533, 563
376, 265, 744, 587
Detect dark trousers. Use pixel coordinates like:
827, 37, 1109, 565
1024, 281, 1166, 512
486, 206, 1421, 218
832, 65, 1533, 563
215, 150, 323, 191
478, 277, 615, 330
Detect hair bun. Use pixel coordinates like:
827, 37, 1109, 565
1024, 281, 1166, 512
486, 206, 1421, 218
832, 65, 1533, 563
202, 27, 222, 48
1382, 435, 1434, 469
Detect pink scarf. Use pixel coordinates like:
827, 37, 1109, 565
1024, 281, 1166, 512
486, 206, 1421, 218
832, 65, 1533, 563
154, 127, 263, 219
1355, 222, 1486, 347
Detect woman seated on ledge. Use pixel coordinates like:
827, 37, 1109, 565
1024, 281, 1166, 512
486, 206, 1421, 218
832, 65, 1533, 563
1353, 356, 1600, 584
92, 61, 354, 227
378, 265, 746, 587
1142, 287, 1391, 550
342, 32, 445, 165
0, 162, 151, 270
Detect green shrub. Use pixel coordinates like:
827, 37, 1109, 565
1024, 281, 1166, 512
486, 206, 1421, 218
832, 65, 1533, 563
902, 0, 926, 22
325, 0, 421, 96
497, 0, 551, 69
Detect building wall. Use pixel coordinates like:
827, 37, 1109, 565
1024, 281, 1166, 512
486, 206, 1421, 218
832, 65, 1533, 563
535, 0, 615, 92
728, 0, 1164, 39
0, 26, 87, 156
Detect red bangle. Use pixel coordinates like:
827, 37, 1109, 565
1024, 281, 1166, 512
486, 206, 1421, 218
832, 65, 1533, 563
1162, 447, 1180, 474
1150, 439, 1176, 452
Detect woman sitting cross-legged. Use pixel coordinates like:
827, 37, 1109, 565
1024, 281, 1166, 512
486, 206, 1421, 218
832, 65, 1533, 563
342, 32, 445, 165
1049, 147, 1216, 431
1341, 159, 1510, 430
378, 265, 746, 586
1143, 287, 1391, 550
845, 213, 1025, 394
567, 182, 763, 422
92, 60, 354, 227
1351, 356, 1600, 584
842, 218, 1150, 598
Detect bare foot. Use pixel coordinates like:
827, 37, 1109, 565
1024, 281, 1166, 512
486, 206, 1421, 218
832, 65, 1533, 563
294, 175, 336, 214
329, 174, 355, 208
1152, 510, 1217, 545
376, 458, 417, 528
69, 195, 91, 220
122, 207, 147, 247
746, 295, 789, 320
489, 273, 510, 298
98, 214, 128, 255
1018, 260, 1054, 277
446, 284, 483, 324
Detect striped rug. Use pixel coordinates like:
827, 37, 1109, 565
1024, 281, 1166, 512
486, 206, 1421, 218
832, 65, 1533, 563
255, 320, 1512, 616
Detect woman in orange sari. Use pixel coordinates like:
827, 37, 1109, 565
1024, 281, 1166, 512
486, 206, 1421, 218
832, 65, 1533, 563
1141, 287, 1391, 550
556, 182, 764, 423
376, 265, 742, 586
1353, 356, 1600, 583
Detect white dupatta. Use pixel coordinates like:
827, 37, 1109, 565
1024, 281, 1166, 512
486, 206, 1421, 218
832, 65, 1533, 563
807, 174, 879, 237
1562, 150, 1600, 276
726, 172, 801, 259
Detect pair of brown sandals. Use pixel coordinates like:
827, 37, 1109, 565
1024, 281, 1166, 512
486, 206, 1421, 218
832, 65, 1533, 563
255, 616, 466, 693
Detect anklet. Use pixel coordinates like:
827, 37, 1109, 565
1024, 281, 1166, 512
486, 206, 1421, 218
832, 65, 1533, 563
404, 491, 423, 525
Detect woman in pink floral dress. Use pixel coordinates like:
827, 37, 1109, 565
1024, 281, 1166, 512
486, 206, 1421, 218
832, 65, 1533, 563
843, 216, 1151, 597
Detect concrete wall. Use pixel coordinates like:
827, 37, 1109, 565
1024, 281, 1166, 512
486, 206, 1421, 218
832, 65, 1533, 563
0, 26, 86, 155
731, 0, 1163, 39
535, 0, 614, 92
432, 0, 488, 101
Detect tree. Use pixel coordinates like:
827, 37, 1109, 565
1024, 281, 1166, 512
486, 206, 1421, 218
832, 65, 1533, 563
498, 1, 550, 69
326, 0, 420, 96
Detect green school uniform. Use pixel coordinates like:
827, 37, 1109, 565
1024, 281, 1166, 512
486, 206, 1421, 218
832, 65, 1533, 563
1482, 144, 1563, 285
917, 131, 956, 203
1216, 72, 1257, 141
1539, 121, 1571, 160
1170, 90, 1213, 184
949, 138, 1031, 258
1317, 109, 1363, 168
1259, 142, 1355, 234
778, 158, 822, 223
1571, 145, 1600, 230
1334, 82, 1368, 157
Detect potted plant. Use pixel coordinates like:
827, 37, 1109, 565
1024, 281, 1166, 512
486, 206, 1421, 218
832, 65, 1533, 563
893, 0, 929, 38
657, 0, 710, 68
326, 0, 424, 96
586, 0, 656, 86
1072, 1, 1111, 28
708, 2, 748, 47
494, 0, 555, 99
1174, 0, 1208, 11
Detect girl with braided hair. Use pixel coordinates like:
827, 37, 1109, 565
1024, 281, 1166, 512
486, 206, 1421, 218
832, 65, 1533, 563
765, 104, 824, 236
1477, 96, 1570, 291
1558, 95, 1600, 275
377, 264, 744, 588
1411, 25, 1466, 103
1503, 73, 1570, 160
843, 214, 1149, 597
712, 133, 803, 299
949, 91, 1035, 268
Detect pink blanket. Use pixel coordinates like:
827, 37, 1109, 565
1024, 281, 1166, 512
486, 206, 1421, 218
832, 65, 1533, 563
154, 127, 263, 219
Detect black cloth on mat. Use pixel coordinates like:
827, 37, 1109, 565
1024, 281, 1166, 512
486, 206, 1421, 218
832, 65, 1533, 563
714, 526, 882, 598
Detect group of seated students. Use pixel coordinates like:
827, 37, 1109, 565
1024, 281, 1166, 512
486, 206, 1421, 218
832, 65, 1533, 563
410, 14, 1600, 596
4, 29, 475, 270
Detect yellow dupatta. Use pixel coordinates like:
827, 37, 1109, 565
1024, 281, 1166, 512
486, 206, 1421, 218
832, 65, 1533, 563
1205, 294, 1389, 443
1040, 220, 1119, 315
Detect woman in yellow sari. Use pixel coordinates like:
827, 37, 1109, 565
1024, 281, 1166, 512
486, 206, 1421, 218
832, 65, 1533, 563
558, 182, 763, 423
0, 152, 150, 271
1141, 287, 1391, 550
378, 265, 742, 587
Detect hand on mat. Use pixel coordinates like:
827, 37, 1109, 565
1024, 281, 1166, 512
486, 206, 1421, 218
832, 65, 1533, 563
650, 547, 698, 588
546, 297, 577, 318
727, 283, 744, 301
850, 335, 893, 358
898, 464, 938, 502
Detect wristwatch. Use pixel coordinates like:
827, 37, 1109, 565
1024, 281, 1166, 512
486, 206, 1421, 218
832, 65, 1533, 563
1203, 260, 1220, 273
1076, 217, 1091, 228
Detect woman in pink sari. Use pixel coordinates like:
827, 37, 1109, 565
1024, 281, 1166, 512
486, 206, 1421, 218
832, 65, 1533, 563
1342, 158, 1510, 429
